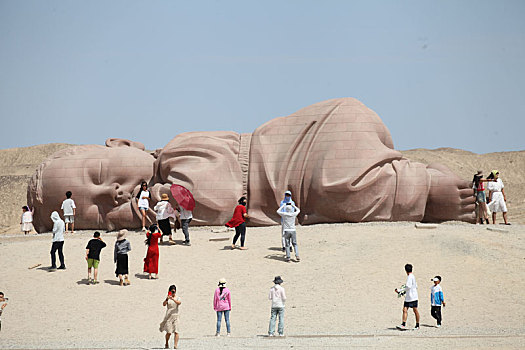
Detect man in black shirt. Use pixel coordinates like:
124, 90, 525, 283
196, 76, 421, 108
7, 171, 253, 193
85, 231, 106, 284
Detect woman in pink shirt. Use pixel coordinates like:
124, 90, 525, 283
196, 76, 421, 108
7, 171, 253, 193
213, 278, 231, 336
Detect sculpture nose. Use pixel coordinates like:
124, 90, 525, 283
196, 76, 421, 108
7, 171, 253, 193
113, 183, 131, 205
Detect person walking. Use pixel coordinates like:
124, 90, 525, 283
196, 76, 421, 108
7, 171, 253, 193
50, 211, 66, 270
144, 224, 162, 279
430, 276, 446, 327
136, 181, 151, 231
276, 203, 301, 262
85, 231, 106, 284
160, 284, 181, 349
154, 193, 177, 244
179, 205, 193, 246
114, 229, 131, 286
213, 278, 232, 337
487, 170, 510, 225
226, 197, 249, 250
268, 276, 286, 337
395, 264, 420, 330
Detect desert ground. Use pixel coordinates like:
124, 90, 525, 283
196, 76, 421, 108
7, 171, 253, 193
0, 144, 524, 349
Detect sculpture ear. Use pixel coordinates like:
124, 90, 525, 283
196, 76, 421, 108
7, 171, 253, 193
105, 138, 145, 151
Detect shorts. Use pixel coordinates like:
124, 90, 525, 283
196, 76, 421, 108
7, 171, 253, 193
476, 191, 486, 203
64, 215, 74, 223
87, 258, 100, 269
404, 300, 418, 308
139, 207, 149, 211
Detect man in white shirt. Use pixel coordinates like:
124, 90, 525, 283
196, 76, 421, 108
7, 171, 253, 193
276, 203, 300, 262
179, 207, 193, 246
61, 191, 76, 234
395, 264, 420, 330
268, 276, 286, 336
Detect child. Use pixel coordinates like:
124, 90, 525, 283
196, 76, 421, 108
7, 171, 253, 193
268, 276, 286, 336
61, 191, 76, 234
395, 264, 420, 330
0, 292, 7, 332
20, 206, 34, 235
85, 231, 106, 284
276, 202, 301, 262
430, 275, 446, 327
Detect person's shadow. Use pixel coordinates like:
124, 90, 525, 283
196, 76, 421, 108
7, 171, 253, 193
134, 273, 152, 280
264, 254, 288, 262
36, 266, 56, 273
76, 278, 90, 285
104, 279, 122, 286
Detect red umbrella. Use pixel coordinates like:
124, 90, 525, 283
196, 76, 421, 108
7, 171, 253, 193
170, 184, 195, 211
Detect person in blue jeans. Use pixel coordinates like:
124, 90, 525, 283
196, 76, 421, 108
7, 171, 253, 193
213, 278, 231, 336
268, 276, 286, 336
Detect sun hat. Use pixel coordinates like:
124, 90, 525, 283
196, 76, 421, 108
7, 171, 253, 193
431, 275, 442, 282
273, 276, 283, 284
491, 170, 499, 177
161, 193, 169, 201
218, 278, 227, 285
284, 190, 292, 196
117, 229, 128, 241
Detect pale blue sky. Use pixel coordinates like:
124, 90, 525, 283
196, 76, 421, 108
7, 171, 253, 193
1, 0, 524, 153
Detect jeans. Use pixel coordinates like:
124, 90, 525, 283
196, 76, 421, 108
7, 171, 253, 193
232, 222, 246, 247
431, 305, 442, 325
50, 241, 65, 268
268, 307, 284, 335
283, 230, 299, 259
181, 218, 192, 242
216, 310, 231, 333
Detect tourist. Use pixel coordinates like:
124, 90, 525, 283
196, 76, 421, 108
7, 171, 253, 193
154, 193, 177, 244
20, 206, 33, 235
268, 276, 286, 336
61, 191, 76, 234
179, 205, 193, 246
50, 211, 66, 270
226, 197, 249, 250
395, 264, 419, 330
144, 224, 162, 279
430, 276, 446, 327
278, 191, 295, 251
487, 170, 510, 225
114, 229, 131, 286
85, 231, 106, 284
136, 181, 151, 231
0, 292, 7, 332
160, 284, 181, 349
276, 203, 301, 262
213, 278, 232, 337
472, 171, 491, 224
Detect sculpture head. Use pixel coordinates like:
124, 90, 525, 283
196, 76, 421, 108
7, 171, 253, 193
28, 140, 155, 232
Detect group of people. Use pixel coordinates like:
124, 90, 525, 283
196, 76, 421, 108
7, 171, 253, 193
472, 170, 510, 225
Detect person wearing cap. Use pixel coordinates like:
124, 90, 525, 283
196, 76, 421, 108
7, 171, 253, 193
487, 170, 510, 225
278, 191, 296, 252
268, 276, 286, 336
114, 229, 131, 286
213, 278, 232, 337
276, 202, 301, 262
395, 264, 420, 330
430, 276, 446, 327
154, 193, 178, 244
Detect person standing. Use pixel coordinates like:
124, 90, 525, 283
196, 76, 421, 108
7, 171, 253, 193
278, 191, 295, 251
0, 292, 7, 332
154, 193, 177, 244
50, 211, 66, 270
114, 229, 131, 286
85, 231, 106, 284
430, 276, 446, 327
61, 191, 76, 234
178, 205, 193, 246
213, 278, 232, 337
136, 181, 151, 231
226, 197, 249, 250
20, 206, 34, 235
268, 276, 286, 337
395, 264, 420, 330
276, 203, 301, 262
472, 171, 491, 224
160, 284, 181, 349
144, 224, 162, 279
487, 170, 510, 225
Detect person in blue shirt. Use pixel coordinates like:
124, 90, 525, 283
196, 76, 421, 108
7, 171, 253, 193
430, 275, 446, 327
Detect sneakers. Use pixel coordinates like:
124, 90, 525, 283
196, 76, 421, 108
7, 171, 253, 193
227, 333, 231, 337
436, 324, 441, 328
57, 266, 66, 270
412, 326, 420, 330
295, 256, 301, 261
396, 324, 407, 330
215, 332, 220, 337
285, 257, 291, 262
278, 334, 284, 337
183, 241, 191, 246
268, 333, 275, 337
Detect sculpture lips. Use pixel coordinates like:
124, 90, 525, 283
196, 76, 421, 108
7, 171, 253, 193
170, 184, 196, 211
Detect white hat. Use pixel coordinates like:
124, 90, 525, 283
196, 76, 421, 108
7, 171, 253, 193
284, 190, 292, 196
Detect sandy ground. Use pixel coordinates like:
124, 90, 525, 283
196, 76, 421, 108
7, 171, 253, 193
0, 222, 524, 349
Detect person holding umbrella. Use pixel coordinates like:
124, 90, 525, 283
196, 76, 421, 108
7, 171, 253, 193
170, 184, 195, 246
226, 197, 249, 250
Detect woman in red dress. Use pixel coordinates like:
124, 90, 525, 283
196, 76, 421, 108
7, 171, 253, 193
226, 197, 250, 250
144, 224, 162, 279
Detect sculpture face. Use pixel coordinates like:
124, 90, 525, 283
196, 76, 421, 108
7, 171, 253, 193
29, 144, 155, 232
